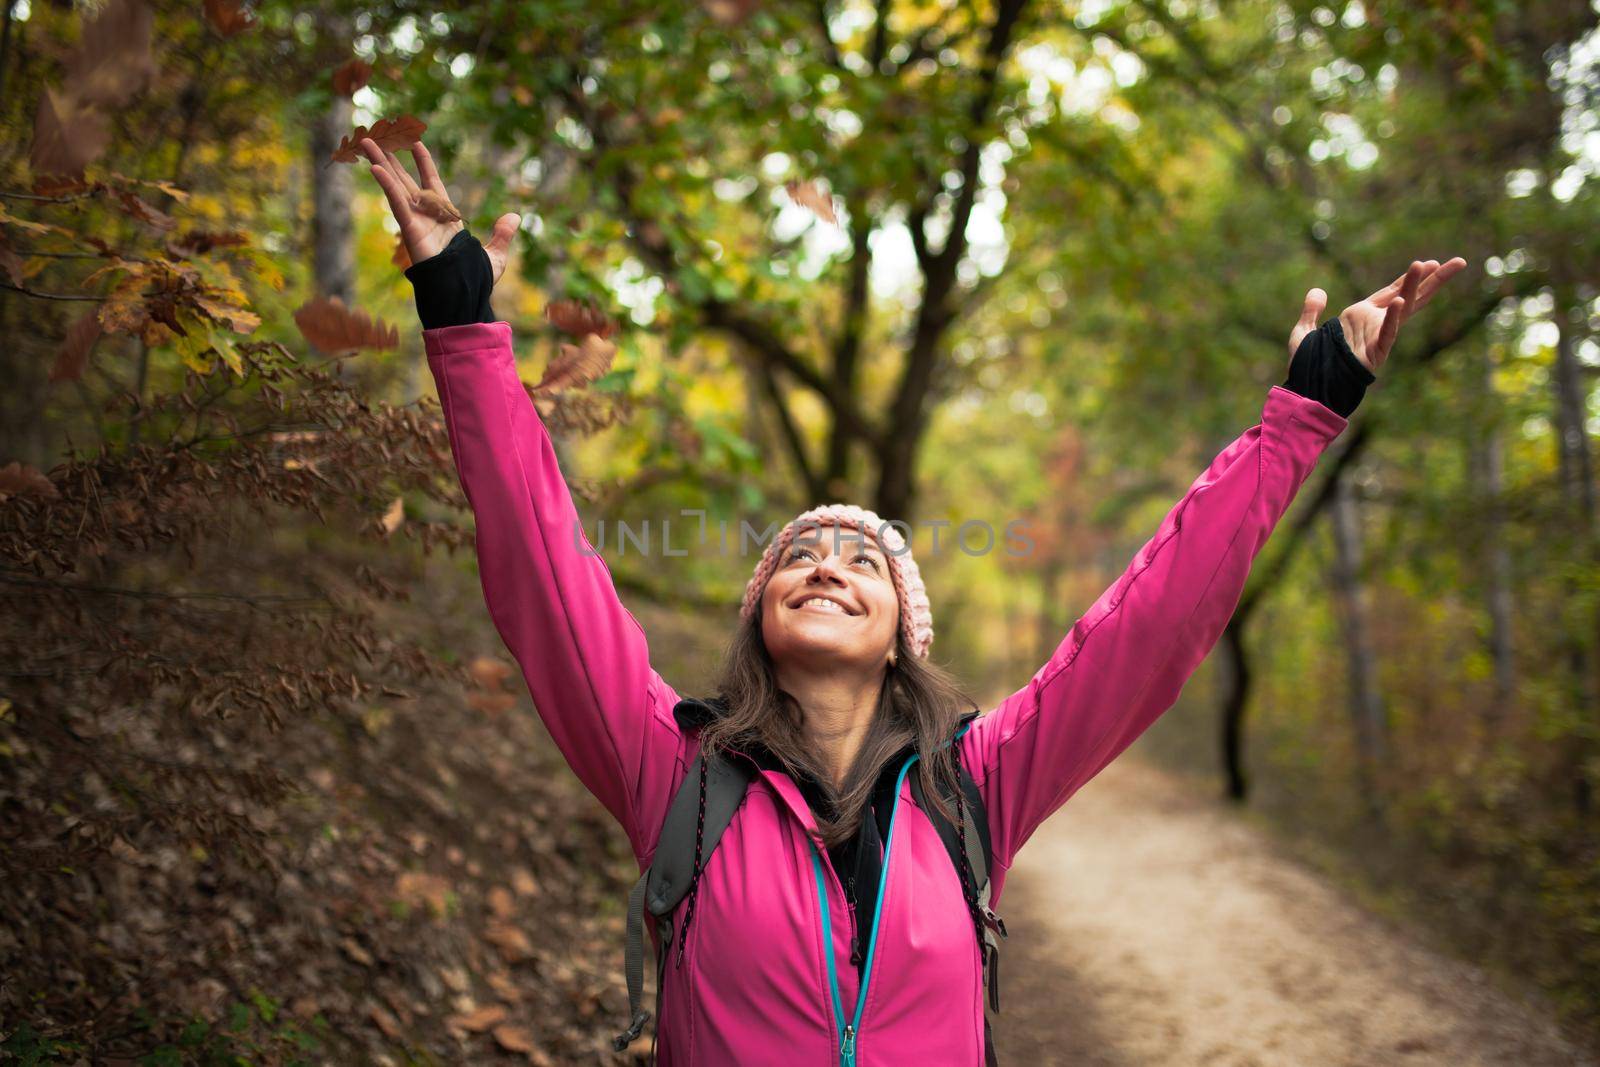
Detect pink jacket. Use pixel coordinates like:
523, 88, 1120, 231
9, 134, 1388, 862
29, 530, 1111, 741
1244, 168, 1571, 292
423, 320, 1351, 1065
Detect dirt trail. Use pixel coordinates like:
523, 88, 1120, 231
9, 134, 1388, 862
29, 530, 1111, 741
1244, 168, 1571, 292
991, 758, 1593, 1067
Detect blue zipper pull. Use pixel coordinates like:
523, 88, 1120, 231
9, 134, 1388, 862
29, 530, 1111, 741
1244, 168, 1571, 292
840, 1023, 857, 1066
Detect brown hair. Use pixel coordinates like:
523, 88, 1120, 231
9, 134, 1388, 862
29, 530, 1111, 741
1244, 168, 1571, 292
699, 611, 976, 849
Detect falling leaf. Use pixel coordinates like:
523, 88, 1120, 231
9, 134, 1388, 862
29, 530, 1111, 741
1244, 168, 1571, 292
703, 0, 760, 26
203, 0, 254, 37
492, 1024, 538, 1054
62, 0, 156, 108
332, 58, 373, 98
328, 114, 429, 165
544, 298, 615, 339
31, 87, 110, 178
51, 310, 103, 382
531, 334, 616, 395
0, 462, 59, 500
785, 178, 839, 225
380, 496, 405, 536
391, 236, 412, 270
449, 1004, 507, 1033
293, 295, 399, 355
411, 189, 462, 224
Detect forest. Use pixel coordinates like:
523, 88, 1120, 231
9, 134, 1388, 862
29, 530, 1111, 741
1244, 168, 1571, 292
1, 0, 1598, 1063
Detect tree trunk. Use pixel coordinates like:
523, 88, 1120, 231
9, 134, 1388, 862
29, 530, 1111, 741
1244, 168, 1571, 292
1465, 342, 1517, 723
1220, 619, 1251, 801
309, 92, 355, 306
1329, 474, 1388, 806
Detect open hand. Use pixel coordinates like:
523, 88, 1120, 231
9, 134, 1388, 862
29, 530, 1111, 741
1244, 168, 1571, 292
358, 136, 520, 286
1288, 257, 1469, 374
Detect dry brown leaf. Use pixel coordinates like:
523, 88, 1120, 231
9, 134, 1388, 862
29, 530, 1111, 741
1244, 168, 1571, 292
329, 114, 428, 165
31, 87, 110, 178
485, 920, 534, 961
52, 310, 103, 383
411, 189, 462, 224
332, 58, 373, 98
487, 886, 515, 920
510, 868, 538, 897
203, 0, 254, 38
0, 462, 59, 501
704, 0, 760, 26
486, 971, 523, 1004
450, 1004, 507, 1033
395, 871, 452, 916
293, 295, 399, 354
544, 298, 615, 339
532, 334, 616, 395
468, 690, 517, 716
368, 1003, 404, 1041
785, 178, 839, 226
192, 293, 260, 334
380, 497, 405, 536
110, 188, 175, 231
62, 0, 156, 108
468, 655, 513, 689
492, 1024, 538, 1054
166, 229, 248, 258
391, 236, 412, 270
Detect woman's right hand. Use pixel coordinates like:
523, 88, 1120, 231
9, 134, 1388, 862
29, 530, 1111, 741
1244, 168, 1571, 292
358, 135, 520, 285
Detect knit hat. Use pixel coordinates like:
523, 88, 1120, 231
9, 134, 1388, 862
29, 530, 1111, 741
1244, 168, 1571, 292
739, 503, 934, 659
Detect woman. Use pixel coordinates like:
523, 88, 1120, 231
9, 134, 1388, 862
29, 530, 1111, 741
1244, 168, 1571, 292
360, 135, 1464, 1066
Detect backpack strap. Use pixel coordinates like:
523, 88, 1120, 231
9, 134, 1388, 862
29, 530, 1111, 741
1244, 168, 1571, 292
613, 746, 754, 1051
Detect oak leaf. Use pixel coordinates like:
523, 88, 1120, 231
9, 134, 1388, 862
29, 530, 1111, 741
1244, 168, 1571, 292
531, 334, 616, 395
292, 295, 399, 354
329, 114, 428, 165
544, 298, 615, 339
332, 58, 373, 98
785, 178, 839, 225
192, 292, 261, 334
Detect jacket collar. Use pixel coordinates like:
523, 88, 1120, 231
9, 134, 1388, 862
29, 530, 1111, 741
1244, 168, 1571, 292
672, 695, 980, 777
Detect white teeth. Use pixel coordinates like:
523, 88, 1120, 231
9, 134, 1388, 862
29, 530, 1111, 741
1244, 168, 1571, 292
799, 597, 847, 613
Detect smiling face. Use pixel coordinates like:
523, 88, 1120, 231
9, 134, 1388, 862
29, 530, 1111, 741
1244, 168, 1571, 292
758, 521, 901, 674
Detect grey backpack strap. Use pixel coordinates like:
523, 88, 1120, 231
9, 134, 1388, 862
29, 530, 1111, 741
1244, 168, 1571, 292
612, 747, 754, 1051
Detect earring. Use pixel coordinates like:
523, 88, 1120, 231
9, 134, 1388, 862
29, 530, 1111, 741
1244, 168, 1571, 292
887, 650, 898, 668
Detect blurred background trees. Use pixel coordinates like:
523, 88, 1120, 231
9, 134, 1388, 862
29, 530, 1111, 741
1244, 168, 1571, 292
2, 0, 1597, 1059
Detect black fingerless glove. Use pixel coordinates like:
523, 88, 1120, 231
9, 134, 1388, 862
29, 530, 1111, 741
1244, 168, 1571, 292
1281, 316, 1376, 418
403, 228, 496, 330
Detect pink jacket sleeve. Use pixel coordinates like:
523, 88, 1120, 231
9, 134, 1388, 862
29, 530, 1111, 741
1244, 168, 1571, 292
959, 385, 1349, 878
424, 321, 684, 864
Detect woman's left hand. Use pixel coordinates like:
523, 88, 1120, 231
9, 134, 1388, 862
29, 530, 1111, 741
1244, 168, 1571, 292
1288, 257, 1469, 374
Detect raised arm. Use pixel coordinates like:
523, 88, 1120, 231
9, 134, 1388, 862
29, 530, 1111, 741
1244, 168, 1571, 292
362, 135, 685, 863
959, 258, 1467, 882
